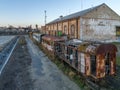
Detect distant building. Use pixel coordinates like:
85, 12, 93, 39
43, 3, 120, 41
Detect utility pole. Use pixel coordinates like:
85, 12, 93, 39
44, 10, 47, 34
44, 10, 47, 25
81, 0, 83, 10
80, 0, 83, 40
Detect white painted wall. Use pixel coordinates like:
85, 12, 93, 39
80, 18, 120, 41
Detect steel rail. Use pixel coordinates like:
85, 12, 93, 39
0, 37, 19, 75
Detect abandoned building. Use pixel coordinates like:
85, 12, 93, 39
42, 3, 120, 41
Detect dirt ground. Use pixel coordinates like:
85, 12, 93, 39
0, 36, 80, 90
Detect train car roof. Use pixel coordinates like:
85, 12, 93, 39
42, 35, 65, 42
61, 39, 117, 54
77, 43, 117, 54
64, 39, 83, 46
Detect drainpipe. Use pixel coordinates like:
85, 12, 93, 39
76, 18, 78, 39
44, 10, 47, 34
80, 17, 83, 40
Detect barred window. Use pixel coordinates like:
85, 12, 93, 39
64, 25, 67, 34
70, 25, 75, 36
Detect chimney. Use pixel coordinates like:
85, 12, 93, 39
59, 15, 63, 20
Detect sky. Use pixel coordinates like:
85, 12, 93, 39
0, 0, 120, 28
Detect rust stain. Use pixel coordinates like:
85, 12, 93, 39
96, 44, 117, 54
85, 54, 91, 76
96, 54, 105, 78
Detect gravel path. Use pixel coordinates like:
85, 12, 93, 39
26, 36, 81, 90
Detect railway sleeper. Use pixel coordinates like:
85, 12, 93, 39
85, 78, 100, 90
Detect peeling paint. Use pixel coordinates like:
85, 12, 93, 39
81, 18, 120, 40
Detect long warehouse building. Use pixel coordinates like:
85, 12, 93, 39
42, 3, 120, 41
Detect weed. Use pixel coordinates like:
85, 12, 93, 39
19, 37, 26, 45
117, 56, 120, 66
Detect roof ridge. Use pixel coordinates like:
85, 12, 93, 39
47, 3, 107, 25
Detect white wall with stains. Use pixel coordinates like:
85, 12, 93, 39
80, 18, 120, 41
79, 4, 120, 41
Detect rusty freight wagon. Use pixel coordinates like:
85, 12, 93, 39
41, 35, 65, 55
55, 39, 117, 79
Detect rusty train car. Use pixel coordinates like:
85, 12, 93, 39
41, 35, 65, 55
54, 39, 117, 79
31, 33, 117, 79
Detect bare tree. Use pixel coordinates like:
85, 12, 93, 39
35, 24, 38, 30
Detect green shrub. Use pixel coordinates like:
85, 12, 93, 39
117, 56, 120, 66
19, 37, 26, 45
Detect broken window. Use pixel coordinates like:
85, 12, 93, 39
64, 25, 67, 35
75, 50, 78, 68
70, 25, 75, 38
69, 48, 73, 64
55, 43, 62, 53
116, 26, 120, 36
90, 55, 96, 75
105, 53, 110, 74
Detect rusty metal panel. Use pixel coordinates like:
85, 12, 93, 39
42, 35, 65, 42
96, 44, 117, 54
110, 53, 116, 75
110, 60, 115, 75
85, 54, 91, 76
96, 54, 105, 78
78, 43, 117, 55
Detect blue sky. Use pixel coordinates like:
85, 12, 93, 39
0, 0, 120, 27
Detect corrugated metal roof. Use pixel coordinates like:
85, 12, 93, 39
77, 42, 117, 54
47, 3, 106, 24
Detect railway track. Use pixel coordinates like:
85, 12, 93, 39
104, 66, 120, 90
0, 36, 19, 75
85, 66, 120, 90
